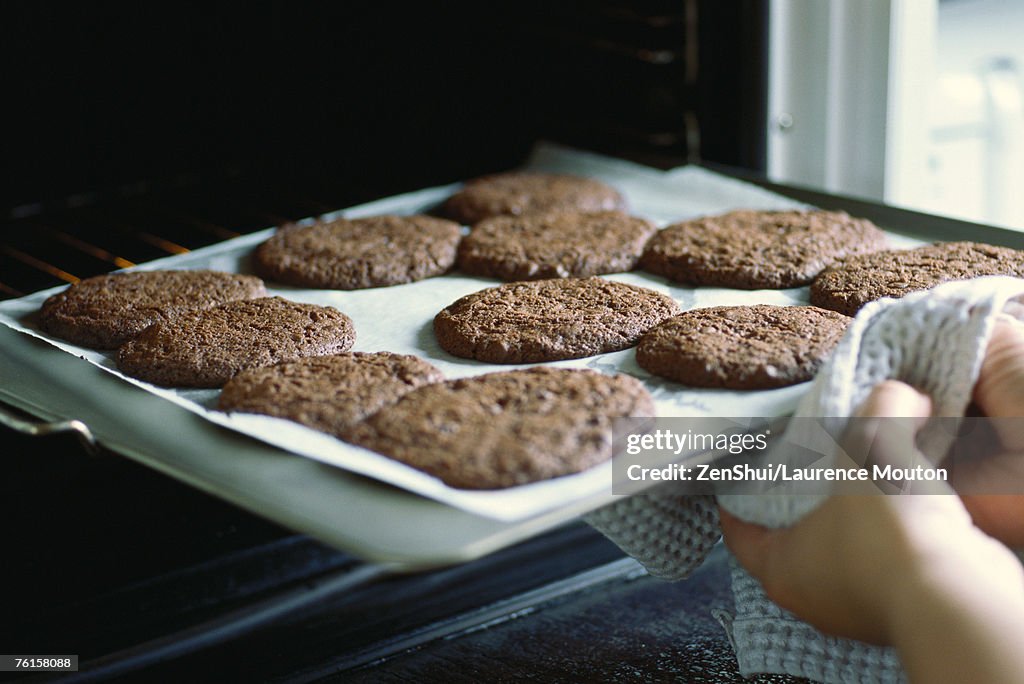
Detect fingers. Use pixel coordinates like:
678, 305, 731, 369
974, 315, 1024, 423
720, 497, 929, 645
1002, 300, 1024, 321
718, 507, 774, 578
856, 380, 933, 420
960, 494, 1024, 548
957, 318, 1024, 543
840, 382, 933, 489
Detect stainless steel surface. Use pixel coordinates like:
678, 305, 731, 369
0, 401, 98, 454
0, 323, 612, 570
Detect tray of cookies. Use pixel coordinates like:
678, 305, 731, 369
7, 142, 1013, 534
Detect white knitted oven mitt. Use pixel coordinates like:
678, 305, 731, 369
585, 276, 1024, 683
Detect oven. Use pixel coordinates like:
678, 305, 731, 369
3, 3, 1021, 682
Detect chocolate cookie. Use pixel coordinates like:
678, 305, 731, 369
344, 367, 654, 489
442, 172, 627, 225
811, 241, 1024, 315
37, 270, 267, 349
457, 211, 656, 280
434, 277, 681, 363
636, 305, 850, 389
116, 297, 356, 388
219, 352, 443, 436
253, 214, 462, 289
639, 209, 888, 289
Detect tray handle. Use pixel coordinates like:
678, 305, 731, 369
0, 399, 99, 455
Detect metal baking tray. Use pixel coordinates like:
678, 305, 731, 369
3, 144, 1021, 569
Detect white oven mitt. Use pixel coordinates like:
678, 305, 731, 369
585, 276, 1024, 683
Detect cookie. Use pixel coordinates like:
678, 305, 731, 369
457, 211, 656, 280
344, 367, 654, 489
116, 297, 356, 388
639, 209, 888, 289
811, 241, 1024, 315
636, 305, 850, 389
442, 172, 627, 225
219, 352, 443, 436
434, 277, 681, 363
253, 214, 462, 289
37, 270, 267, 349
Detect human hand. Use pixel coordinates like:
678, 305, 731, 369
720, 380, 1024, 647
955, 314, 1024, 546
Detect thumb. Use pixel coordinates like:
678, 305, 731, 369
855, 379, 933, 420
842, 381, 935, 492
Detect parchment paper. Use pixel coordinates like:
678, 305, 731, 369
0, 143, 923, 521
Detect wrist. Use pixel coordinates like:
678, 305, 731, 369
887, 529, 1024, 648
886, 541, 1024, 684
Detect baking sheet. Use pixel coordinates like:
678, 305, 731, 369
0, 143, 923, 521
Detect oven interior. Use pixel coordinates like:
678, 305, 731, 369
0, 3, 783, 681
